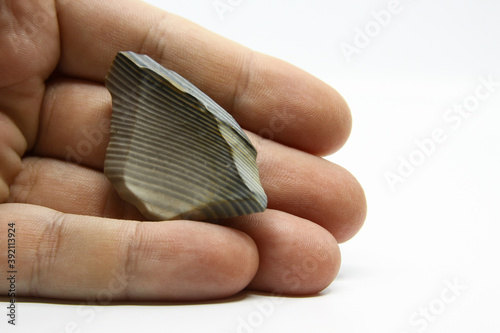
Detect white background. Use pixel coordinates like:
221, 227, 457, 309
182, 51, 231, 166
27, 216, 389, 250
2, 0, 500, 332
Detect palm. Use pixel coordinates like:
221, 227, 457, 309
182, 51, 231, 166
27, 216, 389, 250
0, 0, 365, 301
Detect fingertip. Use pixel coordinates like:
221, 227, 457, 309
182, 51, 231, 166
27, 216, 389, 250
232, 53, 353, 156
317, 89, 353, 156
274, 229, 342, 296
279, 227, 341, 296
329, 171, 367, 244
226, 210, 342, 296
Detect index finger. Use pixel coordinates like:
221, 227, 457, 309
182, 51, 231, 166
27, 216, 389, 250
55, 0, 352, 155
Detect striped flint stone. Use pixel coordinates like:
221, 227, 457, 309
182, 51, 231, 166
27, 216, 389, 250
104, 51, 267, 221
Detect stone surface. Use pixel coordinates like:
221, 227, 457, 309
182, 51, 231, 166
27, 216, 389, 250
104, 51, 267, 221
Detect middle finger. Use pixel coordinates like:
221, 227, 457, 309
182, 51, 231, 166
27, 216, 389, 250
32, 79, 365, 242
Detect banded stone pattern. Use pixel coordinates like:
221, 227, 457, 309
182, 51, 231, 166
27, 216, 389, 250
104, 51, 267, 220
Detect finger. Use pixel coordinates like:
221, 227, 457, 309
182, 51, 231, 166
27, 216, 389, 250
54, 0, 351, 155
33, 75, 364, 241
0, 203, 258, 301
32, 80, 365, 241
32, 79, 111, 170
225, 209, 341, 295
9, 160, 344, 293
8, 157, 143, 220
251, 132, 366, 243
30, 115, 366, 243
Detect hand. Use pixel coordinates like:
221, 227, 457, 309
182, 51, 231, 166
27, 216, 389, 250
0, 0, 366, 301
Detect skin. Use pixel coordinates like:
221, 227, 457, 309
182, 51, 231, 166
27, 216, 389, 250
0, 0, 367, 302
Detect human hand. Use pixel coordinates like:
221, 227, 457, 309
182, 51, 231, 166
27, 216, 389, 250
0, 0, 366, 301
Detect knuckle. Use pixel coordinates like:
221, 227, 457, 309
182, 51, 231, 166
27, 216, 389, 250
29, 212, 66, 296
